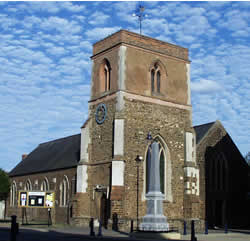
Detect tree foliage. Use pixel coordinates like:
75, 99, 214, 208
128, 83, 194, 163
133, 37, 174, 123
245, 152, 250, 166
0, 168, 10, 200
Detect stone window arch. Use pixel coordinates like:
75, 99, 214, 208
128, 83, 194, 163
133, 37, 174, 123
41, 177, 49, 191
24, 179, 32, 191
60, 175, 69, 206
149, 60, 166, 95
143, 135, 172, 202
99, 58, 111, 93
10, 181, 17, 206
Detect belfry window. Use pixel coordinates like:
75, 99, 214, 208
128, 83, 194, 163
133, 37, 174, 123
151, 63, 161, 94
100, 59, 111, 93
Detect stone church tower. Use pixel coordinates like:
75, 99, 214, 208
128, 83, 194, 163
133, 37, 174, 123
73, 30, 202, 230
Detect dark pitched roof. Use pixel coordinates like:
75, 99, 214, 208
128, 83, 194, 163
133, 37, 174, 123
9, 134, 81, 177
193, 122, 215, 144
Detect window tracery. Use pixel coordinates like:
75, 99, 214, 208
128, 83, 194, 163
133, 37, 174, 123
150, 62, 163, 94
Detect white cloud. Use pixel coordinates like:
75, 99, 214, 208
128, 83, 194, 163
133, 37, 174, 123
61, 2, 86, 12
191, 79, 222, 93
85, 27, 121, 40
89, 11, 110, 25
40, 17, 82, 34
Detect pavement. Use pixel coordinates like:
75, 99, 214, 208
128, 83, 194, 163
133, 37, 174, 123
0, 222, 249, 241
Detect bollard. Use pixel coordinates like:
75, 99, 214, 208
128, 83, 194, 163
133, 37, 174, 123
225, 223, 228, 234
183, 221, 187, 235
205, 220, 208, 235
191, 220, 197, 241
48, 208, 52, 227
98, 220, 102, 237
10, 215, 17, 241
130, 220, 134, 233
112, 213, 118, 231
89, 218, 95, 236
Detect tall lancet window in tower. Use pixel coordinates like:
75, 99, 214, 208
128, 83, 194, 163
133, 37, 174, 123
100, 59, 111, 93
145, 138, 166, 195
150, 62, 161, 94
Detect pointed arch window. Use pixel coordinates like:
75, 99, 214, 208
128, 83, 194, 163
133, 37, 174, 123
100, 59, 111, 93
151, 63, 161, 94
10, 182, 17, 206
146, 139, 165, 194
41, 178, 49, 191
144, 136, 172, 202
60, 176, 69, 206
24, 179, 32, 191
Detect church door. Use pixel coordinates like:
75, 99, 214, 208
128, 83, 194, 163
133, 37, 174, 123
100, 193, 108, 228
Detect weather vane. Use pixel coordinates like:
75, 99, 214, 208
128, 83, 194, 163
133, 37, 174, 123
133, 5, 147, 35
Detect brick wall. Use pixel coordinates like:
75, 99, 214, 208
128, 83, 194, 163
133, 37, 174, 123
7, 167, 77, 224
93, 30, 189, 61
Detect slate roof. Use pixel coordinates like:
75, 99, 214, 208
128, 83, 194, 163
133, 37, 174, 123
193, 121, 215, 144
9, 134, 81, 177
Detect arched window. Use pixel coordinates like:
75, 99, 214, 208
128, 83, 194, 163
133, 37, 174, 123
10, 181, 17, 206
144, 136, 172, 201
100, 59, 111, 93
41, 177, 49, 191
60, 176, 69, 206
24, 179, 32, 191
151, 63, 161, 94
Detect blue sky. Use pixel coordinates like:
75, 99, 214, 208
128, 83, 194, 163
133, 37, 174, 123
0, 1, 249, 171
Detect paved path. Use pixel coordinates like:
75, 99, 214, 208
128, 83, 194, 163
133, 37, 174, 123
0, 223, 249, 241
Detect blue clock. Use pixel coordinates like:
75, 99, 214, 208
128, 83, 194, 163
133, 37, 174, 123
95, 103, 107, 124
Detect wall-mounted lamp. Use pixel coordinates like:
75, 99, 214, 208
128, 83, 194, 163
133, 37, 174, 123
135, 155, 143, 162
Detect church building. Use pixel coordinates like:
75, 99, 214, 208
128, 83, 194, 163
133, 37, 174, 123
7, 30, 249, 231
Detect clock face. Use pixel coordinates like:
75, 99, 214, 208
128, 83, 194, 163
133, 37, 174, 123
95, 103, 107, 124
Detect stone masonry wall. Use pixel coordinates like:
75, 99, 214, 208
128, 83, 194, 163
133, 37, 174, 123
121, 97, 193, 231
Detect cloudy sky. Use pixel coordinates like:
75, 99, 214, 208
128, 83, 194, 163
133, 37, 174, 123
0, 1, 249, 171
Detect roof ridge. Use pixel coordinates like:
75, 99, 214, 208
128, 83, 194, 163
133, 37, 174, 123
39, 133, 80, 146
193, 121, 215, 128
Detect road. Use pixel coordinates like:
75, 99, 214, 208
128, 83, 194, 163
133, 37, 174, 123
0, 225, 249, 241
